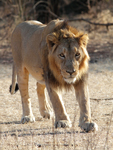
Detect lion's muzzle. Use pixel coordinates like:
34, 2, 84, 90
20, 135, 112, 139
61, 69, 77, 84
66, 69, 76, 76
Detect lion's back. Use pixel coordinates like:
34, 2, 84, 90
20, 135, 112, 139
11, 21, 46, 66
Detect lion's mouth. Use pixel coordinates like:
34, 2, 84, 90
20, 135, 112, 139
64, 77, 76, 84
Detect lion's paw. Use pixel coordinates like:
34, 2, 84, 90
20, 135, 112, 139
21, 115, 35, 124
55, 120, 72, 128
79, 122, 98, 132
40, 110, 53, 119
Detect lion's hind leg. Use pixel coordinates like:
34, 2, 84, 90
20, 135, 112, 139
36, 83, 53, 119
17, 67, 35, 123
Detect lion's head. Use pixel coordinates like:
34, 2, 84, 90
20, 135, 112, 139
45, 21, 89, 87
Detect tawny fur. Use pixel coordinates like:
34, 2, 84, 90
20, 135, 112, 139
10, 19, 98, 132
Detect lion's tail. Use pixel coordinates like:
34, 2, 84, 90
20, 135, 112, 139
9, 63, 19, 94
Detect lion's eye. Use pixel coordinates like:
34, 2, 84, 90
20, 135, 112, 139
75, 53, 80, 59
59, 53, 65, 59
50, 42, 55, 47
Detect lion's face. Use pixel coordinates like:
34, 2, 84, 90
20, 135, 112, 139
51, 39, 80, 84
46, 28, 89, 84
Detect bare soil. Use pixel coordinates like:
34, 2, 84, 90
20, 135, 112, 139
0, 9, 113, 150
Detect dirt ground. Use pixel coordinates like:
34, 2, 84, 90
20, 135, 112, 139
0, 9, 113, 150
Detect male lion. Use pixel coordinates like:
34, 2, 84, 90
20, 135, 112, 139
10, 19, 98, 132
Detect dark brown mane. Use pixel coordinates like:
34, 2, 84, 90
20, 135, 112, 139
53, 20, 86, 44
54, 20, 69, 32
43, 20, 89, 90
46, 67, 72, 90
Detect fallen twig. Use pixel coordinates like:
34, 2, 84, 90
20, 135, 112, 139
90, 98, 113, 101
67, 18, 113, 30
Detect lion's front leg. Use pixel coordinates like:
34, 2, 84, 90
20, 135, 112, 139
74, 77, 98, 132
17, 68, 35, 123
46, 84, 71, 128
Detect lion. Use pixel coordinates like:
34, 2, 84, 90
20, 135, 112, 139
10, 19, 98, 132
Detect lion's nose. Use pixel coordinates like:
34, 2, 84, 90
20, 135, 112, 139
66, 70, 76, 75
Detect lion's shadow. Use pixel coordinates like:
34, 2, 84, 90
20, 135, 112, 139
0, 121, 21, 125
0, 120, 85, 137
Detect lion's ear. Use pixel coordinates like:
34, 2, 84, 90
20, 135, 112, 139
46, 33, 58, 51
79, 34, 89, 48
78, 34, 89, 59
